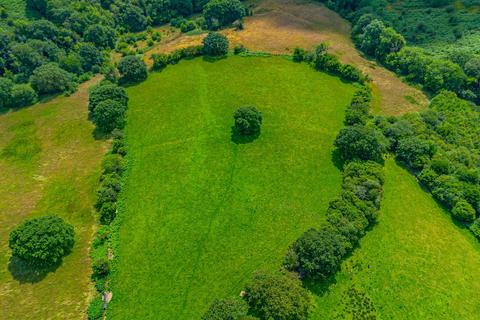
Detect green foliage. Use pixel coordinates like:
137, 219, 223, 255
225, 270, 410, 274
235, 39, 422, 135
87, 296, 103, 320
285, 226, 346, 279
334, 125, 385, 163
79, 43, 104, 72
396, 137, 435, 169
9, 215, 75, 267
244, 271, 311, 320
202, 297, 248, 320
88, 82, 128, 114
92, 99, 127, 133
92, 257, 111, 278
0, 77, 14, 108
151, 53, 169, 70
233, 106, 262, 136
203, 0, 245, 30
451, 199, 476, 222
10, 83, 37, 107
84, 24, 116, 49
118, 55, 148, 83
30, 62, 75, 94
203, 32, 229, 56
470, 219, 480, 239
102, 153, 124, 175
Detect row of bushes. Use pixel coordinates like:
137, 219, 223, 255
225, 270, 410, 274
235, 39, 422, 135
374, 91, 480, 239
87, 131, 128, 320
293, 43, 366, 83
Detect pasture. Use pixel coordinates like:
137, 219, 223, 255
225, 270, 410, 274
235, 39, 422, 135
0, 79, 107, 319
107, 56, 356, 319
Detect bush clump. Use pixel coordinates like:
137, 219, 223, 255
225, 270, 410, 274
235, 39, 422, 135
451, 200, 476, 222
92, 99, 128, 133
203, 32, 229, 57
88, 82, 128, 114
244, 271, 311, 320
334, 125, 385, 163
9, 215, 75, 267
233, 106, 262, 136
118, 55, 148, 83
30, 63, 76, 94
202, 297, 248, 320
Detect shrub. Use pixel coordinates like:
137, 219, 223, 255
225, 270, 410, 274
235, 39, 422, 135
293, 48, 307, 62
92, 258, 111, 278
92, 99, 127, 133
233, 44, 247, 55
102, 154, 124, 175
0, 77, 14, 108
87, 296, 103, 320
233, 106, 262, 136
30, 63, 75, 94
470, 219, 480, 239
203, 32, 229, 56
85, 24, 116, 49
285, 226, 346, 279
202, 297, 248, 320
204, 0, 245, 29
79, 43, 104, 72
118, 55, 148, 83
396, 137, 435, 169
451, 200, 476, 222
99, 201, 117, 225
88, 83, 128, 114
10, 84, 37, 108
334, 125, 385, 162
9, 215, 75, 267
151, 53, 169, 70
244, 270, 311, 320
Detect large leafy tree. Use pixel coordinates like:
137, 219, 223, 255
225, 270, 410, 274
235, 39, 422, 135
9, 215, 75, 267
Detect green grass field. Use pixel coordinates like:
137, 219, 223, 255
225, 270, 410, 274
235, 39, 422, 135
108, 56, 357, 319
0, 79, 107, 319
311, 159, 480, 319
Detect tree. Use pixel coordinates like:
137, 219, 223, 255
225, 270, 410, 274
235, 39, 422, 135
88, 82, 128, 113
334, 125, 385, 162
79, 43, 104, 72
0, 77, 14, 108
452, 200, 476, 222
396, 136, 435, 169
244, 271, 311, 320
376, 27, 405, 60
204, 0, 245, 29
30, 63, 75, 94
233, 106, 262, 136
11, 84, 38, 108
203, 32, 229, 56
92, 99, 127, 133
84, 24, 116, 49
118, 55, 148, 83
118, 3, 147, 32
9, 215, 75, 267
202, 297, 248, 320
424, 59, 467, 94
285, 226, 346, 279
464, 57, 480, 78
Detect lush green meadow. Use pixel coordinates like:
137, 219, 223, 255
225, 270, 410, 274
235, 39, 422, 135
311, 159, 480, 319
108, 56, 356, 319
0, 79, 107, 319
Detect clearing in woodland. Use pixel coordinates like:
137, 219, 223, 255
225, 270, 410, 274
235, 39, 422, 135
108, 56, 356, 319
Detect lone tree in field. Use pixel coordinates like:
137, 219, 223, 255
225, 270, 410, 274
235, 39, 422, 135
203, 32, 229, 56
233, 106, 262, 136
9, 215, 75, 267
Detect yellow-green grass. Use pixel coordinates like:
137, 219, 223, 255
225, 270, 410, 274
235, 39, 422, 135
310, 159, 480, 319
108, 56, 357, 319
0, 79, 108, 319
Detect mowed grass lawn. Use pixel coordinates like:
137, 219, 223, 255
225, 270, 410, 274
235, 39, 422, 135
311, 159, 480, 319
0, 79, 107, 319
108, 56, 357, 319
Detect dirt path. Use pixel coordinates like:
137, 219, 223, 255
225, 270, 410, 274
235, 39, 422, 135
146, 0, 427, 115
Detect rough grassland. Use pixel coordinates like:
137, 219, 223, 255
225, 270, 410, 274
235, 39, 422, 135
0, 79, 108, 319
147, 0, 427, 115
108, 56, 356, 319
311, 159, 480, 319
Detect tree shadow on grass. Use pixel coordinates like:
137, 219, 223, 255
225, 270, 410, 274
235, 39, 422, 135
203, 55, 228, 63
303, 274, 338, 297
331, 148, 344, 171
231, 127, 260, 144
8, 256, 62, 284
